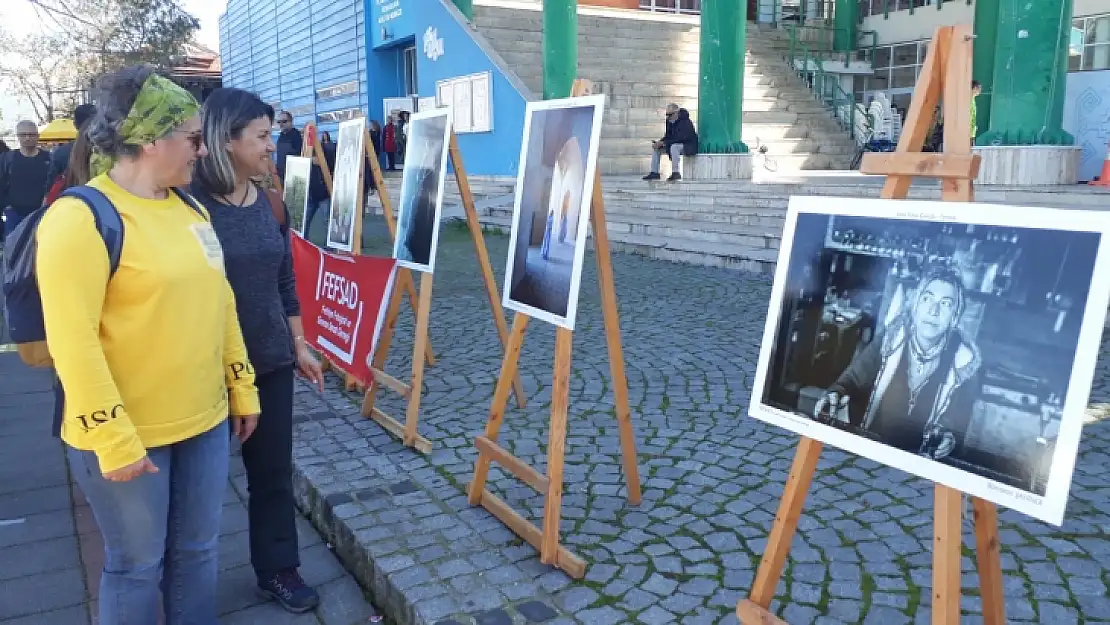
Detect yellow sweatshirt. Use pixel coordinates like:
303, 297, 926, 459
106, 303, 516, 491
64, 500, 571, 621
35, 174, 261, 473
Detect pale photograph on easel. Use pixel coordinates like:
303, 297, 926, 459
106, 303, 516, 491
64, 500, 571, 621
327, 117, 366, 253
750, 195, 1110, 525
281, 156, 312, 235
503, 94, 606, 330
393, 108, 452, 273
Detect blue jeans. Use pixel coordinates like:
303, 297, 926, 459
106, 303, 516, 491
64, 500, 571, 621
68, 421, 230, 625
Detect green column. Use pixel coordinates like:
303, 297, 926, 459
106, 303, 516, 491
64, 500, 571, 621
697, 0, 748, 153
978, 0, 1074, 146
833, 0, 858, 52
451, 0, 473, 20
972, 0, 999, 139
543, 0, 577, 100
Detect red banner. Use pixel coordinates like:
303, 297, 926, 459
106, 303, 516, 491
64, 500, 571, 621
291, 232, 397, 386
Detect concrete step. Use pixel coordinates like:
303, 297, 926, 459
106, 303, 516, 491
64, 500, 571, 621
594, 153, 841, 175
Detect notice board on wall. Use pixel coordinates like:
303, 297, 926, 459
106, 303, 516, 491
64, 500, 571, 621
435, 71, 493, 133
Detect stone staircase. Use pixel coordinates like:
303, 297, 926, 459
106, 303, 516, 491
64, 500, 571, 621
470, 0, 858, 175
379, 174, 1110, 275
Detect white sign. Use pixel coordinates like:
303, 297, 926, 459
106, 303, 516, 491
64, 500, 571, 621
751, 195, 1110, 526
423, 27, 444, 61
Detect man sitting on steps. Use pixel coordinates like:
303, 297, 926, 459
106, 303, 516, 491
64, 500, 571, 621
643, 103, 698, 182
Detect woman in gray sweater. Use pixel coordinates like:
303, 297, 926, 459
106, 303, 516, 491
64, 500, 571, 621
191, 88, 324, 614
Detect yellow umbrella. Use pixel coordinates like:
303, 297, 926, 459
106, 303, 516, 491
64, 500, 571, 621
38, 118, 78, 142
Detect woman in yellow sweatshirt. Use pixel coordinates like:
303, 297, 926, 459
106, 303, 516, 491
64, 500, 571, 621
35, 65, 260, 625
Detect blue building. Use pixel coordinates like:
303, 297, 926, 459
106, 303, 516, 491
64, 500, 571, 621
218, 0, 531, 176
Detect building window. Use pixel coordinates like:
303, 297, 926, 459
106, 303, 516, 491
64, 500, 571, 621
318, 107, 364, 123
285, 104, 314, 118
317, 81, 358, 100
1072, 14, 1110, 71
859, 0, 953, 18
435, 71, 493, 134
856, 39, 929, 115
638, 0, 700, 15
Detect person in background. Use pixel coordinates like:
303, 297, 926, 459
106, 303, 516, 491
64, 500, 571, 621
192, 88, 324, 614
383, 112, 398, 170
304, 140, 332, 242
970, 80, 982, 148
0, 120, 52, 240
50, 103, 97, 180
36, 64, 260, 625
320, 131, 333, 148
274, 110, 302, 182
0, 139, 9, 154
396, 110, 410, 166
642, 103, 698, 182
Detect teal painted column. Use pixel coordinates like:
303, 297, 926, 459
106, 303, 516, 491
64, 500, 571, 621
697, 0, 748, 153
452, 0, 473, 20
832, 0, 858, 52
978, 0, 1074, 146
543, 0, 577, 99
972, 0, 999, 140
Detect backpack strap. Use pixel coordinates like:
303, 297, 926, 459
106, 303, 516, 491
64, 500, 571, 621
59, 186, 124, 276
171, 187, 209, 221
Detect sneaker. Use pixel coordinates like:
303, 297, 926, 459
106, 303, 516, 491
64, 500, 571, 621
258, 568, 320, 613
642, 172, 661, 181
667, 172, 682, 182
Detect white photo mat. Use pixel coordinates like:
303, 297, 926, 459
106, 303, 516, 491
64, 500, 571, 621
750, 195, 1110, 526
502, 94, 607, 331
325, 118, 366, 253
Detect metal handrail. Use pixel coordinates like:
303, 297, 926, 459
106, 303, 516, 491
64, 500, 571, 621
787, 39, 874, 146
786, 24, 879, 67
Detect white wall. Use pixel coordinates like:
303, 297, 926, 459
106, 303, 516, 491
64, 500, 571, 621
1074, 0, 1110, 19
861, 2, 975, 45
1063, 69, 1110, 181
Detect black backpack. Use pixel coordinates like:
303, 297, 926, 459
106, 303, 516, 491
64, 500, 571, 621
2, 185, 205, 368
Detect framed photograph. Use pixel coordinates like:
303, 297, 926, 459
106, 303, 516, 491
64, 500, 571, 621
502, 94, 606, 330
326, 118, 366, 253
282, 156, 312, 235
393, 108, 452, 273
752, 196, 1110, 526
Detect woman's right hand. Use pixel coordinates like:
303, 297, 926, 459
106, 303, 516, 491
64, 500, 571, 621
103, 456, 159, 482
813, 393, 850, 424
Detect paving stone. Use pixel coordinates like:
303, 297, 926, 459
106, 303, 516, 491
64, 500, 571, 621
637, 606, 676, 625
517, 600, 559, 623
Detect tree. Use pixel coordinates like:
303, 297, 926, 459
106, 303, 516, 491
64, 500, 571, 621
0, 30, 83, 123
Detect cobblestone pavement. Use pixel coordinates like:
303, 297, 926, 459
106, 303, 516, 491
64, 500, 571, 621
288, 220, 1110, 625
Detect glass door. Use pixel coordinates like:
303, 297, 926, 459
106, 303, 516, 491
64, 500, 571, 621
403, 46, 418, 96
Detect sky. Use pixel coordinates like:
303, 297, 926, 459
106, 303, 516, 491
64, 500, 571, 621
0, 0, 225, 128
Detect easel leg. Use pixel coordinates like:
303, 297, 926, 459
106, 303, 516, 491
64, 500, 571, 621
540, 328, 573, 565
932, 485, 963, 624
403, 272, 434, 446
468, 313, 530, 504
588, 171, 642, 505
450, 132, 527, 408
973, 497, 1006, 625
738, 436, 823, 622
361, 277, 405, 418
400, 270, 437, 367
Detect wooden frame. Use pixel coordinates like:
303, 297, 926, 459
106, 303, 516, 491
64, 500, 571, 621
736, 25, 1004, 625
299, 121, 524, 453
465, 79, 643, 580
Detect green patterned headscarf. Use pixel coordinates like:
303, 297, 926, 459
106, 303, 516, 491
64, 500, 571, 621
90, 73, 200, 176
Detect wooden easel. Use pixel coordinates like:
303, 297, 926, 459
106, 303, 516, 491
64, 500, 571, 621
299, 121, 436, 395
736, 25, 1005, 625
359, 123, 526, 453
465, 79, 643, 579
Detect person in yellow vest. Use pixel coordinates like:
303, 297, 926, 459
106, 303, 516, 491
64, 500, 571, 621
971, 80, 982, 147
35, 65, 260, 625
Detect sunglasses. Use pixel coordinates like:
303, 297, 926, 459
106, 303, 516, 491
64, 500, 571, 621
167, 130, 204, 151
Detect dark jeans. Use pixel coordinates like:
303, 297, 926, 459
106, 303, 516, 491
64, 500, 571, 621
242, 365, 299, 581
303, 199, 329, 241
386, 152, 396, 170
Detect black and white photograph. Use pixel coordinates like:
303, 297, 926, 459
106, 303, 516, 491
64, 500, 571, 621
503, 94, 605, 330
393, 108, 451, 273
752, 196, 1110, 525
282, 156, 311, 235
326, 118, 365, 253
